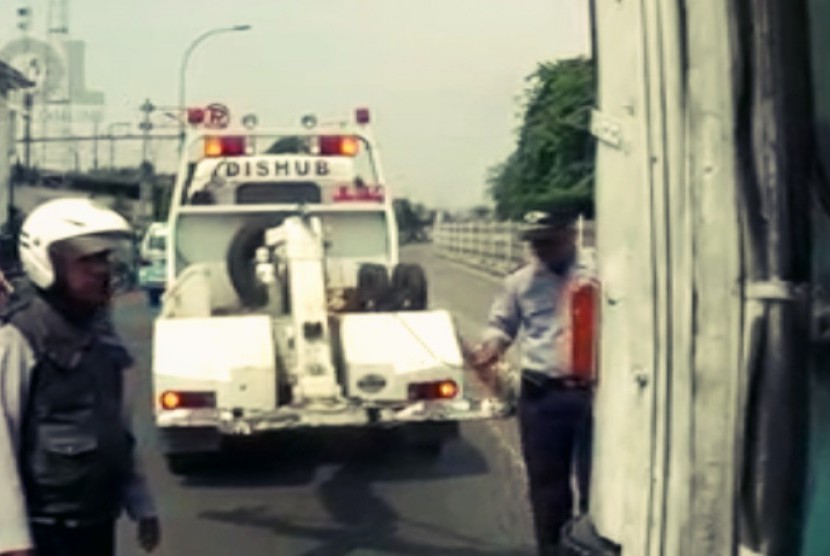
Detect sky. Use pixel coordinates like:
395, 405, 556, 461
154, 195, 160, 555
2, 0, 590, 209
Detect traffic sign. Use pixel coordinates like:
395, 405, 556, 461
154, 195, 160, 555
204, 103, 231, 129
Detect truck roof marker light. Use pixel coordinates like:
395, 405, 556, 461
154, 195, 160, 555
355, 107, 371, 125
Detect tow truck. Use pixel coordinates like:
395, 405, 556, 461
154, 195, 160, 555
151, 110, 512, 474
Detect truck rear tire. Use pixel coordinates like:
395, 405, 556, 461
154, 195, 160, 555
389, 263, 428, 310
357, 263, 390, 310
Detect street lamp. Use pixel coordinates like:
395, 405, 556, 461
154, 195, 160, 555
178, 24, 252, 149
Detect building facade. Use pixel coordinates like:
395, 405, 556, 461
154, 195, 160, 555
0, 59, 32, 233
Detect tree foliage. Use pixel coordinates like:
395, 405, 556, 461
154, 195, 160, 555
488, 57, 596, 220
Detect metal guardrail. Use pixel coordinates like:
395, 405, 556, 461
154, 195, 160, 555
432, 220, 596, 277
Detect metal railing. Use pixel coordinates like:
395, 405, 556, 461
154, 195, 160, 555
432, 219, 596, 277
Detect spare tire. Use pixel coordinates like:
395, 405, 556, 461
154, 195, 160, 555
226, 219, 278, 308
388, 263, 428, 311
356, 264, 390, 311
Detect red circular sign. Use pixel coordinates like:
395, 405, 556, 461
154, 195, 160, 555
204, 103, 231, 129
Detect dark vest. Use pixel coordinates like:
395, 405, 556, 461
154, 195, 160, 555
7, 296, 134, 521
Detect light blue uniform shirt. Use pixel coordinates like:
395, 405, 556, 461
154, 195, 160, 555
484, 259, 591, 377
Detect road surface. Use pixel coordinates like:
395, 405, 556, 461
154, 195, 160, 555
113, 244, 534, 556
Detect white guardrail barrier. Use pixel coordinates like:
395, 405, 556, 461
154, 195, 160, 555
431, 218, 596, 277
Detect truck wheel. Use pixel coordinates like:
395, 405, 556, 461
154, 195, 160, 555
147, 289, 162, 307
390, 263, 428, 310
357, 263, 389, 311
165, 453, 208, 476
226, 220, 275, 308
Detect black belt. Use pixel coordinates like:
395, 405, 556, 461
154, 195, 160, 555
522, 370, 591, 390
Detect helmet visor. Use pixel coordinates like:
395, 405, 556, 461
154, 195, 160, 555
53, 232, 132, 259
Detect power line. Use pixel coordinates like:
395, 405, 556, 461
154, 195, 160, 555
16, 133, 180, 144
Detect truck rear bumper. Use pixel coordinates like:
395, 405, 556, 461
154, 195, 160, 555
156, 397, 513, 451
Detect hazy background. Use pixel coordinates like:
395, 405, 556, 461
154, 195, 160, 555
2, 0, 590, 208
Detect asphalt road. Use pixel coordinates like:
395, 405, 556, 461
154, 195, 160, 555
112, 244, 534, 556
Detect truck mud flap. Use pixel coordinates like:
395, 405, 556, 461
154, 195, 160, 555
560, 515, 621, 556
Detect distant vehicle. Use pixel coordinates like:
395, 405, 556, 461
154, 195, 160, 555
137, 222, 167, 306
40, 174, 69, 189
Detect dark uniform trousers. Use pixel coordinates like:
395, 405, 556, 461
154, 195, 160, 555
30, 519, 116, 556
519, 370, 593, 555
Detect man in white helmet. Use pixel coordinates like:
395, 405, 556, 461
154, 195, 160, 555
0, 199, 160, 556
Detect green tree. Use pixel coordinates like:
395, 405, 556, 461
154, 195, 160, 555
488, 57, 596, 220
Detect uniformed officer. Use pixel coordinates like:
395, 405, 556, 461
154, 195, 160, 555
469, 210, 594, 556
0, 198, 161, 556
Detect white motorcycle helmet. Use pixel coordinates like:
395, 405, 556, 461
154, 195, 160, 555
19, 198, 132, 289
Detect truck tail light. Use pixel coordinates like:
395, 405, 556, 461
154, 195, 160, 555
160, 390, 216, 410
408, 380, 459, 401
570, 279, 600, 382
204, 136, 246, 157
319, 135, 360, 156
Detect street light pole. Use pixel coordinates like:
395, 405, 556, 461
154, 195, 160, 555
178, 24, 252, 150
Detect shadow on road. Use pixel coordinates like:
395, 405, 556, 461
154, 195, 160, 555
177, 427, 491, 489
178, 428, 530, 554
200, 503, 531, 556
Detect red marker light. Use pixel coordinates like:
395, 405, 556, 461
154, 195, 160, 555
333, 185, 384, 202
187, 108, 206, 125
355, 107, 371, 125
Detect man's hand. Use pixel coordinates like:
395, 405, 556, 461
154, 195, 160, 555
137, 517, 161, 553
469, 340, 504, 371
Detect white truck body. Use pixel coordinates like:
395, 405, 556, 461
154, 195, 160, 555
151, 119, 510, 463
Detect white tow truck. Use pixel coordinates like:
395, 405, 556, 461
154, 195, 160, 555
151, 111, 511, 474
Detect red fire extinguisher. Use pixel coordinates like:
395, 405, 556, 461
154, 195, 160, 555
570, 275, 600, 383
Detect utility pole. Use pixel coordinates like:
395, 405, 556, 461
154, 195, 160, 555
92, 121, 99, 170
138, 99, 155, 226
23, 93, 33, 177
